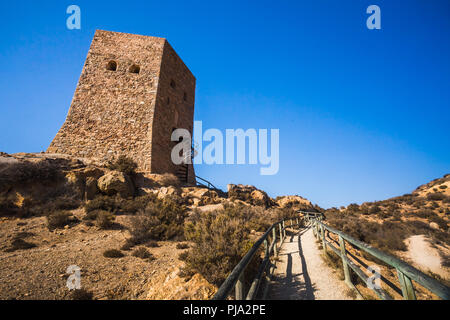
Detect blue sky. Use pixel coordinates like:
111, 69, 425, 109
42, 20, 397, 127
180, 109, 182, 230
0, 1, 449, 208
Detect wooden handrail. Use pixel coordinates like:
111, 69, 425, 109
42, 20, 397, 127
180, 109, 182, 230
301, 211, 450, 300
212, 216, 301, 300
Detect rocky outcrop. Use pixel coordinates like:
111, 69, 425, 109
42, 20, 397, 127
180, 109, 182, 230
276, 195, 312, 209
181, 187, 221, 206
145, 267, 217, 300
97, 171, 134, 198
227, 184, 275, 208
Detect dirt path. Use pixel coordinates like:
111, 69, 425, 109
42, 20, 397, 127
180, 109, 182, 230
268, 227, 354, 300
404, 235, 450, 279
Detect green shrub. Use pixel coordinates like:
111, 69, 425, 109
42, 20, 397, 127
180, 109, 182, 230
439, 185, 447, 190
107, 155, 137, 176
103, 249, 124, 258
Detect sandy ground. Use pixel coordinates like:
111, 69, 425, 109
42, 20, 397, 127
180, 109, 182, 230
0, 212, 193, 300
268, 227, 354, 300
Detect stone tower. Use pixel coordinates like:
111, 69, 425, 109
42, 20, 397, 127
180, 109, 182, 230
48, 30, 196, 184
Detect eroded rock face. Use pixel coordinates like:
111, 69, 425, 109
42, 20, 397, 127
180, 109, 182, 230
145, 267, 217, 300
227, 184, 274, 208
181, 187, 221, 206
97, 171, 134, 198
276, 195, 312, 209
157, 186, 180, 199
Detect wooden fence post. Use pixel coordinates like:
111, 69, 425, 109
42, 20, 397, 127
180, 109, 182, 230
235, 273, 244, 300
339, 235, 352, 286
397, 269, 417, 300
279, 223, 283, 245
282, 220, 286, 239
320, 224, 327, 253
315, 221, 320, 240
272, 227, 277, 256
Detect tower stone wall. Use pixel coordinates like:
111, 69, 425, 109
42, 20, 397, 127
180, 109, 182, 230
47, 30, 196, 184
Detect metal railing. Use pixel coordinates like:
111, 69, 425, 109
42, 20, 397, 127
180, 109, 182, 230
212, 216, 302, 300
302, 211, 450, 300
195, 175, 220, 191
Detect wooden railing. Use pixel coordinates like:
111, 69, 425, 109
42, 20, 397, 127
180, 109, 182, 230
302, 211, 450, 300
212, 217, 302, 300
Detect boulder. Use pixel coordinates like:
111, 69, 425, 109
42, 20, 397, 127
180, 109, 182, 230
429, 222, 440, 230
85, 176, 99, 200
227, 184, 274, 207
156, 186, 180, 199
181, 187, 220, 206
97, 171, 134, 198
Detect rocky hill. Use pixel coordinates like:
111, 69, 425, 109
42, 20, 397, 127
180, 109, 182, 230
323, 174, 450, 283
0, 152, 318, 300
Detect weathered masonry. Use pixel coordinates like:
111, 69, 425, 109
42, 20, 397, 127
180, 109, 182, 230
48, 30, 196, 184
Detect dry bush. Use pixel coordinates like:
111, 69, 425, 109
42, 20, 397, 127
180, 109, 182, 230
128, 196, 186, 244
4, 238, 36, 252
107, 155, 137, 176
429, 215, 448, 231
132, 247, 154, 260
321, 251, 344, 280
324, 212, 408, 252
415, 209, 436, 219
157, 173, 180, 187
47, 211, 76, 230
85, 195, 118, 213
176, 243, 189, 249
0, 160, 62, 187
103, 249, 124, 258
95, 210, 115, 229
0, 195, 18, 216
427, 193, 445, 201
85, 194, 156, 215
182, 203, 264, 286
71, 289, 93, 300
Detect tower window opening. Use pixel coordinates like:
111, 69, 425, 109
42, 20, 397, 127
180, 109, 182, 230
170, 80, 176, 89
106, 60, 117, 71
129, 64, 140, 74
